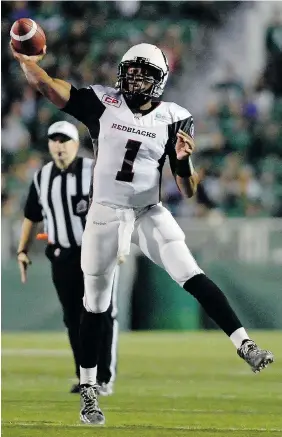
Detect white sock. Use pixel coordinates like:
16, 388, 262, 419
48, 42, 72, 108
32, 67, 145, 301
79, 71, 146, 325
230, 327, 250, 349
80, 366, 97, 386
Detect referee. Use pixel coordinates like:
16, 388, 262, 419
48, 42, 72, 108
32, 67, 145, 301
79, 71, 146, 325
17, 121, 118, 395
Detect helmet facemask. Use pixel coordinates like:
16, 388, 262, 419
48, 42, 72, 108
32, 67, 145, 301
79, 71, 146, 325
117, 60, 165, 107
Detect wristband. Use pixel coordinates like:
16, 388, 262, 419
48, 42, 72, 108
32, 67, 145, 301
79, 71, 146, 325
17, 249, 28, 256
175, 157, 194, 178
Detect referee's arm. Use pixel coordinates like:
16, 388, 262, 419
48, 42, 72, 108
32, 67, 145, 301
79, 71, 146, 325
17, 180, 43, 283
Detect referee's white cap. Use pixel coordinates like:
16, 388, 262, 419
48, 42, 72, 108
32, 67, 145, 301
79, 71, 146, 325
48, 121, 79, 142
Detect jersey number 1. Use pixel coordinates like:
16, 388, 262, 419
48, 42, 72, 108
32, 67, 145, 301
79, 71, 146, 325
116, 139, 142, 182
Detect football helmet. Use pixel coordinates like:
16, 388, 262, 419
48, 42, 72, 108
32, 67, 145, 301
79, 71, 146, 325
116, 43, 169, 106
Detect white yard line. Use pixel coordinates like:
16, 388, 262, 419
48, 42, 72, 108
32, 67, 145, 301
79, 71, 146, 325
2, 422, 282, 432
103, 405, 281, 412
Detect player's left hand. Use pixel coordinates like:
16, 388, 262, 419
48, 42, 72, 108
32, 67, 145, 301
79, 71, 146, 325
176, 129, 195, 160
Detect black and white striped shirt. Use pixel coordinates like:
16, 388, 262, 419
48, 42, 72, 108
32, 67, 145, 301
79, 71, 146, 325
24, 157, 93, 248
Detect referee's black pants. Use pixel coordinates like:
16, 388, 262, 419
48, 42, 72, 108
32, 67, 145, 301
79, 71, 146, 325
47, 245, 117, 383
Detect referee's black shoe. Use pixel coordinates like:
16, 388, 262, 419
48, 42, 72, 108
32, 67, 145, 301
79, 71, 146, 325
70, 383, 80, 394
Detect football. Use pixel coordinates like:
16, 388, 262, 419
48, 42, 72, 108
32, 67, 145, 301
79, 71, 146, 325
10, 18, 46, 56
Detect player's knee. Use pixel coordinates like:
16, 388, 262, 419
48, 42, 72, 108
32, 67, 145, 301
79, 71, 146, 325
160, 240, 204, 286
180, 271, 205, 287
83, 273, 112, 313
83, 289, 111, 313
83, 296, 110, 313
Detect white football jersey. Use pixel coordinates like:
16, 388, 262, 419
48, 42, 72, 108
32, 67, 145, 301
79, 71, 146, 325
63, 84, 194, 208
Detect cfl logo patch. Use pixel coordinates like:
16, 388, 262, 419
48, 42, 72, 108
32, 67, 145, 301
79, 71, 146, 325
102, 94, 121, 107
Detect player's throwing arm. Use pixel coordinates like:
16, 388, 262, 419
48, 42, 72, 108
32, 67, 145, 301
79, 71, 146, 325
10, 19, 71, 108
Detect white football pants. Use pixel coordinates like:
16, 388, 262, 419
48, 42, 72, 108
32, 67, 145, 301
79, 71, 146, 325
81, 201, 204, 313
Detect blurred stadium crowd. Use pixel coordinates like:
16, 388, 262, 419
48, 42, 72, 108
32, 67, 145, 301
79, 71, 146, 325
2, 1, 282, 223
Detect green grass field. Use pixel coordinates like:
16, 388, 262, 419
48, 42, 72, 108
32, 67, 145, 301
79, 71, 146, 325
2, 331, 282, 437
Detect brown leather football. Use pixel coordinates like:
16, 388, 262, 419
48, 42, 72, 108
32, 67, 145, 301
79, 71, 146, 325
10, 18, 46, 56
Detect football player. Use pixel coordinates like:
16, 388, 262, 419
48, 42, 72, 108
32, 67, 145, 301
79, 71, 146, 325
11, 41, 274, 425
